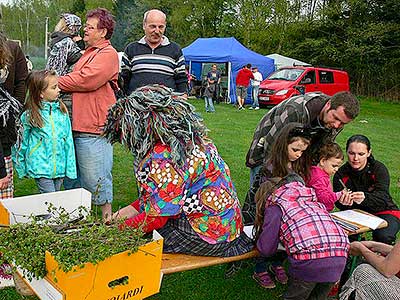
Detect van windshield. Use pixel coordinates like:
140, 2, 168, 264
268, 69, 305, 81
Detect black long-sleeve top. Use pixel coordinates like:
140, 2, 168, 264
333, 156, 398, 214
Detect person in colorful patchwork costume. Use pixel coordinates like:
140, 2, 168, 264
104, 84, 253, 256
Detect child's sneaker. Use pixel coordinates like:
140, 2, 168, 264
252, 271, 276, 289
269, 265, 288, 284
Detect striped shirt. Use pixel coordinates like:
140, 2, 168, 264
121, 36, 188, 94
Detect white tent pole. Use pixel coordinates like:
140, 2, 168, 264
227, 62, 231, 103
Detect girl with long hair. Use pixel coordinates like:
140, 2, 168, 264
14, 70, 76, 193
255, 173, 349, 299
251, 123, 313, 289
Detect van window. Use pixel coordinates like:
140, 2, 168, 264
268, 68, 304, 81
300, 71, 316, 84
319, 71, 334, 84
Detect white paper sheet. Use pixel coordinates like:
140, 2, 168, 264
331, 210, 385, 230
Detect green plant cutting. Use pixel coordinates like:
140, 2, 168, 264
0, 204, 147, 281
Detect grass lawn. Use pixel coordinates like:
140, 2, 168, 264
2, 97, 399, 299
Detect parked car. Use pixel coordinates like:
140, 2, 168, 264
258, 66, 350, 106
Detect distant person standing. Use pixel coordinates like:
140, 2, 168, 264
204, 64, 221, 113
250, 66, 262, 110
236, 64, 254, 110
121, 9, 188, 95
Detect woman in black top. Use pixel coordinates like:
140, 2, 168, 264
333, 135, 399, 245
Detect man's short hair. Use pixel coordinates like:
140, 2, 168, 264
246, 63, 252, 69
330, 91, 360, 119
143, 9, 166, 25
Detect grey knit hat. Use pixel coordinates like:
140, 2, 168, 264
61, 13, 82, 35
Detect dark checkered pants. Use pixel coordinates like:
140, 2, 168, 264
157, 217, 254, 257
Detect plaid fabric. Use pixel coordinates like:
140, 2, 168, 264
245, 93, 340, 168
273, 181, 349, 260
157, 216, 254, 257
339, 263, 400, 300
242, 169, 300, 226
0, 156, 13, 199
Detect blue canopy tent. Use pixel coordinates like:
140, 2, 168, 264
183, 37, 275, 104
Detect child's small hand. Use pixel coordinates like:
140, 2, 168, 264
338, 190, 353, 206
350, 191, 365, 204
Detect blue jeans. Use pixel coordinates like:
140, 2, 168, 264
252, 85, 260, 108
35, 178, 63, 193
74, 134, 113, 205
204, 97, 215, 112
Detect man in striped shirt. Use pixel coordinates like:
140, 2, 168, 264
121, 9, 188, 95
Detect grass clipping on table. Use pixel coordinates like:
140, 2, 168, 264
0, 204, 147, 281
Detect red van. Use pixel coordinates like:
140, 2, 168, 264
258, 66, 350, 106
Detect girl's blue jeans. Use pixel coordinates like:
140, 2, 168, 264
35, 178, 63, 193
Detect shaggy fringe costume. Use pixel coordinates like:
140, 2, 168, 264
104, 84, 253, 257
104, 85, 208, 167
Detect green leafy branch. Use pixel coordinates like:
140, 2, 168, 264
0, 204, 147, 281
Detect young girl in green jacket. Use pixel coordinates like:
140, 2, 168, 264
14, 70, 76, 193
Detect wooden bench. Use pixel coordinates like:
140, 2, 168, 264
161, 249, 259, 275
160, 210, 389, 275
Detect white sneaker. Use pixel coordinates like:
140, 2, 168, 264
255, 107, 260, 110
